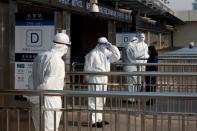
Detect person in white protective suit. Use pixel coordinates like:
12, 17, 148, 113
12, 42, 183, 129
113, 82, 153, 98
136, 33, 149, 87
136, 33, 149, 71
84, 37, 120, 128
123, 37, 146, 102
189, 42, 195, 49
29, 30, 71, 131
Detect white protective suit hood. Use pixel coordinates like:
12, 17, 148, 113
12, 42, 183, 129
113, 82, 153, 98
129, 36, 138, 44
97, 37, 111, 52
51, 30, 71, 56
138, 33, 145, 42
97, 37, 110, 44
189, 42, 195, 48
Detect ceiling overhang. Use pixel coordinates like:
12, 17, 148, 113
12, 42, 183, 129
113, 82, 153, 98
99, 0, 184, 25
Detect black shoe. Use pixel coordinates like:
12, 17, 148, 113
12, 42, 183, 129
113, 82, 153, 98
14, 95, 28, 101
122, 100, 127, 103
146, 99, 155, 105
122, 100, 137, 104
92, 122, 103, 128
101, 120, 109, 125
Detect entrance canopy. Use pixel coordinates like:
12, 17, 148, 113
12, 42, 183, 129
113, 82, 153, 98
99, 0, 174, 15
99, 0, 184, 26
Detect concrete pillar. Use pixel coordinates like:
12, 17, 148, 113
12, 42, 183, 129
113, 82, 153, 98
62, 11, 71, 73
147, 31, 150, 45
0, 1, 16, 130
55, 11, 71, 72
0, 1, 9, 105
9, 0, 16, 90
108, 20, 116, 45
54, 11, 71, 122
158, 33, 162, 49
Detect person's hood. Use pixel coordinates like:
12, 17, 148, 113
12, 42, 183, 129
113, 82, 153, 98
130, 37, 138, 43
128, 41, 138, 47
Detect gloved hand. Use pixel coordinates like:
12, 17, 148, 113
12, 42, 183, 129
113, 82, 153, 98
106, 42, 113, 49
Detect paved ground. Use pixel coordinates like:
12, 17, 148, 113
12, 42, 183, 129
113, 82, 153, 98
1, 101, 197, 131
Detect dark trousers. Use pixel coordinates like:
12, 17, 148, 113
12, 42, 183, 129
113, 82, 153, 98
145, 76, 156, 92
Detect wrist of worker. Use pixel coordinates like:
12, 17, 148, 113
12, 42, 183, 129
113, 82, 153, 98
108, 43, 114, 49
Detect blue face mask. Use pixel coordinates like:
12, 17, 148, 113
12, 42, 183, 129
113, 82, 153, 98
98, 43, 107, 52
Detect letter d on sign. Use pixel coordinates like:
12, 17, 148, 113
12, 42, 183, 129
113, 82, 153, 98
31, 33, 39, 43
26, 29, 42, 47
123, 36, 129, 43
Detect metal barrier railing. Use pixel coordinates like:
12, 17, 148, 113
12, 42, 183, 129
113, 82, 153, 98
0, 90, 197, 131
158, 58, 197, 64
71, 62, 197, 72
159, 54, 197, 58
113, 63, 197, 72
67, 72, 197, 93
0, 67, 3, 88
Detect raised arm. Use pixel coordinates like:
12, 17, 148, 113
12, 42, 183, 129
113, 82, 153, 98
108, 45, 120, 63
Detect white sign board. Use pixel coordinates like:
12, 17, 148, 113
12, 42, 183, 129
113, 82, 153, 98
15, 13, 54, 89
116, 33, 136, 47
15, 26, 54, 53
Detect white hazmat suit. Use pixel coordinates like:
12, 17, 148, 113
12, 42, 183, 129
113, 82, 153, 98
137, 33, 149, 71
124, 37, 145, 101
136, 33, 149, 87
29, 31, 71, 131
189, 42, 195, 48
84, 37, 120, 125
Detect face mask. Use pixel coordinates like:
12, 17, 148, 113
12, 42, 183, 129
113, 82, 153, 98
64, 46, 68, 54
99, 43, 107, 52
139, 37, 145, 42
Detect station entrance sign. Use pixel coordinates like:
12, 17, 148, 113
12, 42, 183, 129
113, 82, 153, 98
15, 13, 54, 89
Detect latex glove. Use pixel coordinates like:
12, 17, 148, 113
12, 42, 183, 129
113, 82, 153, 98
106, 42, 113, 49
